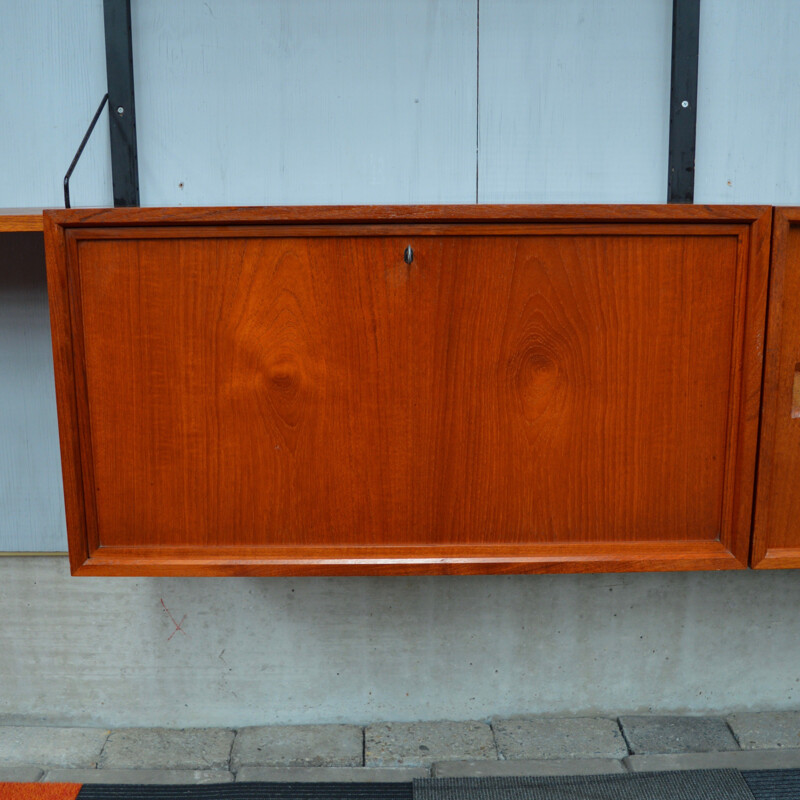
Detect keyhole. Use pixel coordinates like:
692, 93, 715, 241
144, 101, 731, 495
404, 245, 414, 265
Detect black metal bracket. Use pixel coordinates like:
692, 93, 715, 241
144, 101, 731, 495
667, 0, 701, 203
63, 0, 140, 208
103, 0, 140, 206
63, 93, 109, 209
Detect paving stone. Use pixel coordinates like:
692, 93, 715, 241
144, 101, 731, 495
236, 767, 430, 782
433, 758, 626, 778
492, 717, 628, 760
619, 716, 739, 754
231, 725, 363, 770
365, 721, 497, 767
0, 726, 109, 768
99, 728, 234, 770
727, 711, 800, 750
0, 765, 44, 782
44, 768, 234, 784
625, 749, 800, 772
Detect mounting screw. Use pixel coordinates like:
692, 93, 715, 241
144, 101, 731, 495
404, 246, 413, 264
117, 106, 125, 116
681, 100, 689, 108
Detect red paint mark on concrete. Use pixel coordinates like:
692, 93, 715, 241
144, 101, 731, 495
160, 598, 187, 640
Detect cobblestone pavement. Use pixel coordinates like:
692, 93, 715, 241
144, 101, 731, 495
0, 712, 799, 784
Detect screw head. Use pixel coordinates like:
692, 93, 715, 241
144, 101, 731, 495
117, 106, 125, 115
681, 100, 689, 108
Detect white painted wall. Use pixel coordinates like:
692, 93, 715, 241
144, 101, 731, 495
695, 0, 800, 204
132, 0, 477, 206
1, 0, 800, 725
478, 0, 672, 203
4, 0, 800, 211
0, 236, 65, 552
0, 0, 112, 209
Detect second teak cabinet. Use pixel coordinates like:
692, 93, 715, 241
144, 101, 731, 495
753, 208, 800, 569
39, 204, 800, 575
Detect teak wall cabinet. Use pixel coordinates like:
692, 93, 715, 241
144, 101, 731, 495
753, 208, 800, 568
43, 205, 772, 576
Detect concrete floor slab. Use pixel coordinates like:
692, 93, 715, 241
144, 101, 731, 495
432, 758, 626, 778
365, 721, 497, 767
43, 768, 234, 784
0, 726, 108, 768
492, 717, 628, 760
727, 711, 800, 750
98, 727, 234, 770
231, 725, 363, 770
619, 716, 739, 754
0, 766, 44, 782
625, 748, 800, 772
236, 766, 429, 782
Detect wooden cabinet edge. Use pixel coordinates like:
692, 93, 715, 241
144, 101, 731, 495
72, 542, 746, 577
43, 204, 772, 228
751, 548, 800, 569
751, 208, 799, 567
725, 206, 772, 566
0, 210, 44, 232
43, 213, 91, 576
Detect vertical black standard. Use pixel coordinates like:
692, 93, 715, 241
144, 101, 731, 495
667, 0, 700, 203
103, 0, 140, 206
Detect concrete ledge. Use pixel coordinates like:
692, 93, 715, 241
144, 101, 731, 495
43, 768, 234, 784
624, 749, 800, 772
99, 728, 235, 770
0, 766, 44, 782
432, 758, 626, 778
492, 717, 628, 760
727, 711, 800, 750
0, 726, 108, 768
232, 724, 363, 770
236, 766, 430, 782
619, 716, 738, 755
365, 721, 497, 767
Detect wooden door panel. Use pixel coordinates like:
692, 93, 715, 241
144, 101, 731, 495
753, 208, 800, 567
43, 206, 770, 575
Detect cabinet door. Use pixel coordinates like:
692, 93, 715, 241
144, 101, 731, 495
753, 208, 800, 567
44, 206, 770, 576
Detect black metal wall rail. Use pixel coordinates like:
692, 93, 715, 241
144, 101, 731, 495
668, 0, 701, 203
103, 0, 140, 207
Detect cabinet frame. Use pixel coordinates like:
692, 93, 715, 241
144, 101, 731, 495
44, 205, 771, 576
752, 208, 800, 568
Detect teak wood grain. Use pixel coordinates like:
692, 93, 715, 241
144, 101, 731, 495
752, 208, 800, 568
43, 205, 770, 576
0, 209, 44, 232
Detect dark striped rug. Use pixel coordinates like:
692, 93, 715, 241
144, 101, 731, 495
743, 769, 800, 800
413, 771, 753, 800
6, 768, 800, 799
75, 783, 413, 800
